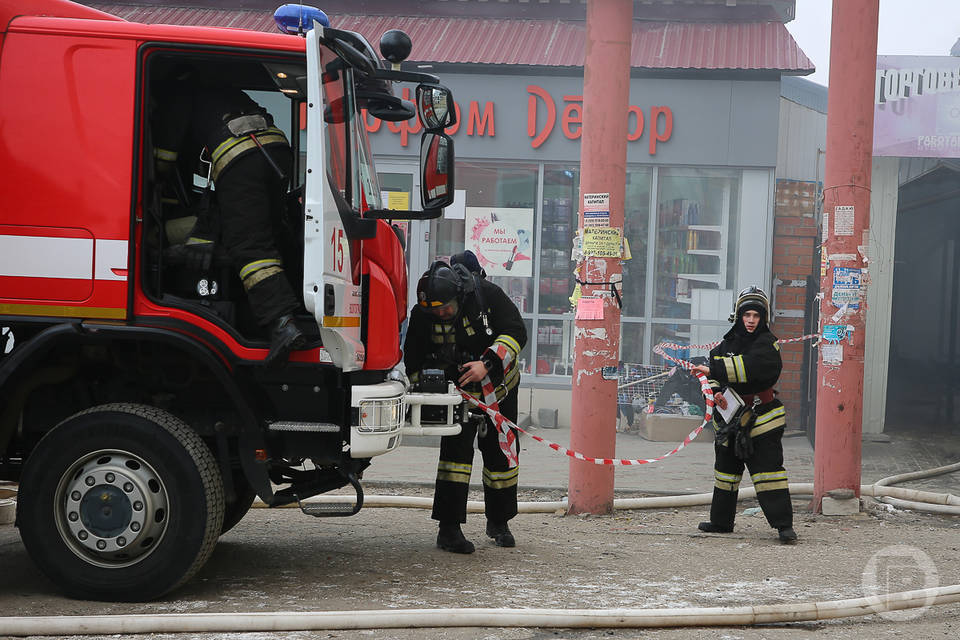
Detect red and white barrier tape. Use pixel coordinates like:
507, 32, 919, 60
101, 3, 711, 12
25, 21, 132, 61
455, 333, 818, 466
462, 371, 714, 466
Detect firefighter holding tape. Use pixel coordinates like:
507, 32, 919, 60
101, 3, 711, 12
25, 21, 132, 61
404, 257, 527, 554
692, 286, 798, 544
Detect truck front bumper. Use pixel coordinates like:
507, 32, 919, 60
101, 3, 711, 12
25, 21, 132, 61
349, 381, 463, 458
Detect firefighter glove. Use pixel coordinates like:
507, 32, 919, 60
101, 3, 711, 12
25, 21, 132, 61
733, 411, 755, 460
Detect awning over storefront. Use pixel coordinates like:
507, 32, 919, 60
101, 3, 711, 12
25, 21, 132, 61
87, 3, 814, 73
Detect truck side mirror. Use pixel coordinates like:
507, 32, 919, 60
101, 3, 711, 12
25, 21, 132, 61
421, 132, 454, 210
416, 84, 456, 131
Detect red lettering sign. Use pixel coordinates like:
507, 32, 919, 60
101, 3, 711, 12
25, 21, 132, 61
358, 84, 673, 153
467, 100, 495, 136
526, 84, 673, 153
649, 106, 673, 154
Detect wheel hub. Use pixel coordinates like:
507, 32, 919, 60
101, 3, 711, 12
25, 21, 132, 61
57, 451, 169, 567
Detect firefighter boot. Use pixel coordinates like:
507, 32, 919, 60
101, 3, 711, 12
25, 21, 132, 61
437, 523, 475, 554
485, 520, 516, 547
698, 521, 734, 533
265, 314, 305, 369
778, 527, 798, 544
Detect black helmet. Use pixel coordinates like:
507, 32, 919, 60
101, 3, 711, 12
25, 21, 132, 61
450, 249, 486, 278
416, 261, 461, 308
729, 286, 770, 323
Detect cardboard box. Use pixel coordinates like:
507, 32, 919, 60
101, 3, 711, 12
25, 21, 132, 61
637, 413, 713, 443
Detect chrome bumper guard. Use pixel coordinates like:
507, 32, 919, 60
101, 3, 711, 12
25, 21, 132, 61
402, 382, 463, 437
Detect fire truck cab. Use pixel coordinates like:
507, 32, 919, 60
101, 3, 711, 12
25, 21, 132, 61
0, 0, 460, 600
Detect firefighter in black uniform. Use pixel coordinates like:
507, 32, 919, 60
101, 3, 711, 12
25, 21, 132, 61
693, 286, 798, 544
153, 80, 304, 367
404, 258, 527, 554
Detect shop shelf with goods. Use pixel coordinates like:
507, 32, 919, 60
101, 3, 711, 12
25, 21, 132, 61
654, 191, 731, 326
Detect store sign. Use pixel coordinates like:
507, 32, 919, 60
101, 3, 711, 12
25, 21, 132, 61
875, 55, 960, 158
364, 74, 779, 167
526, 85, 673, 153
361, 86, 674, 154
464, 207, 534, 277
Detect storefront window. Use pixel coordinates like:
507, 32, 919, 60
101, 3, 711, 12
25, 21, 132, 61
650, 322, 693, 363
535, 318, 575, 376
429, 161, 537, 312
622, 168, 651, 316
420, 161, 746, 379
653, 168, 740, 331
540, 166, 578, 314
619, 321, 646, 370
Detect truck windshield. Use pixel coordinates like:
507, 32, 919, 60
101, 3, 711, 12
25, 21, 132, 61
319, 49, 382, 213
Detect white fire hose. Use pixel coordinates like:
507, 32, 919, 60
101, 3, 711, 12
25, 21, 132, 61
1, 585, 959, 636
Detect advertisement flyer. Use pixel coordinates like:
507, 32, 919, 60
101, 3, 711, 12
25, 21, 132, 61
464, 207, 534, 277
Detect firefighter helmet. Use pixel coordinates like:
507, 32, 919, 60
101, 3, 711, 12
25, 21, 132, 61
416, 261, 462, 308
729, 286, 770, 323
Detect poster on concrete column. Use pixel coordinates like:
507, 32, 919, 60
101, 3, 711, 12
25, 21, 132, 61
465, 207, 533, 277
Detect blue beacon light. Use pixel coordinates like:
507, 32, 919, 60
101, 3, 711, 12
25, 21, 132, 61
273, 4, 330, 35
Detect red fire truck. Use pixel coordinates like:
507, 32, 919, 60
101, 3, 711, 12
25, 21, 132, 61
0, 0, 460, 600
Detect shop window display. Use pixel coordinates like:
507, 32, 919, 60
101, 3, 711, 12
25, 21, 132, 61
535, 318, 574, 376
425, 160, 744, 380
428, 161, 537, 373
654, 168, 740, 334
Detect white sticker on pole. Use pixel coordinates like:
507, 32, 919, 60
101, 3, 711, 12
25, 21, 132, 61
583, 192, 610, 228
822, 211, 829, 243
834, 205, 855, 236
821, 343, 843, 366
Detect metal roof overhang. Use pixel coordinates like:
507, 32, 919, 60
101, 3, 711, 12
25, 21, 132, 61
86, 4, 814, 74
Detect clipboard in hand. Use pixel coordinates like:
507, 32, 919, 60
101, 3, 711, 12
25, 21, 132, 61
716, 387, 745, 424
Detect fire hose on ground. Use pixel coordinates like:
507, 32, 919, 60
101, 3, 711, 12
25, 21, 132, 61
1, 586, 959, 635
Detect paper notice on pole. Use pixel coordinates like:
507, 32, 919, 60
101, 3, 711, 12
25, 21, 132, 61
834, 205, 854, 236
575, 296, 604, 320
831, 267, 862, 309
583, 193, 610, 228
569, 281, 583, 310
821, 343, 843, 365
582, 227, 622, 257
822, 211, 829, 243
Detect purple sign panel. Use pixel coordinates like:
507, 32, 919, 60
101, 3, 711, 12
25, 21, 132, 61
874, 55, 960, 158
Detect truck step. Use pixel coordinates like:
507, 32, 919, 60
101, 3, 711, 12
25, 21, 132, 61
297, 472, 364, 517
268, 421, 339, 432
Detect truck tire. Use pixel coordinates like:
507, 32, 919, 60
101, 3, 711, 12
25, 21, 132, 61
16, 403, 225, 601
220, 469, 256, 535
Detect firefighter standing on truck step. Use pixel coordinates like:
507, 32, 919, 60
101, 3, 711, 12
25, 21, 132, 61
404, 257, 527, 554
693, 286, 798, 544
153, 75, 304, 368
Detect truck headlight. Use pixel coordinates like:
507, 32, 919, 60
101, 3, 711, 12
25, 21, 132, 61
357, 396, 404, 433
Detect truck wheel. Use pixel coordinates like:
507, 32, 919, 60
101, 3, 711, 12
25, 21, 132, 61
16, 403, 224, 601
220, 470, 256, 535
